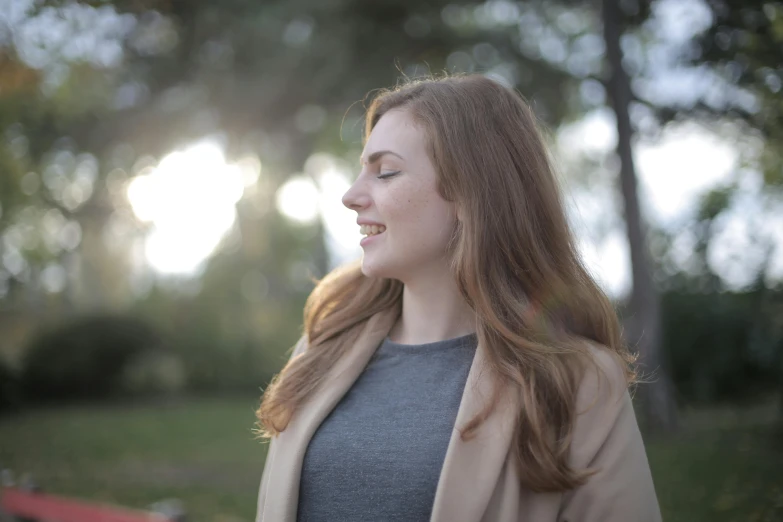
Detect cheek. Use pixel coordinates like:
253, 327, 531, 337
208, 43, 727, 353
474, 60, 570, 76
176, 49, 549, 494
381, 182, 429, 227
382, 182, 455, 245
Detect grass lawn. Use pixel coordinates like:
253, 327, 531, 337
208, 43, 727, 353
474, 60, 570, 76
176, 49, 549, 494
1, 396, 782, 521
0, 397, 269, 522
647, 399, 783, 522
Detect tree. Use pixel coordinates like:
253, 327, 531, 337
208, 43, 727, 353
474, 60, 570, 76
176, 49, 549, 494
601, 0, 678, 432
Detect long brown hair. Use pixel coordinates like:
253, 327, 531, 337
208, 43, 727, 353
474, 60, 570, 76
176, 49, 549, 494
256, 74, 636, 493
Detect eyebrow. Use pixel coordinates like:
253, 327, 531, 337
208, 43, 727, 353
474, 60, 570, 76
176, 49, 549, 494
359, 150, 405, 165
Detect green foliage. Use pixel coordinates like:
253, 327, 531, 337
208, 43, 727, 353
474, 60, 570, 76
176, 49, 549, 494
153, 301, 304, 394
120, 350, 187, 397
697, 184, 736, 222
691, 0, 783, 137
20, 314, 165, 403
761, 143, 783, 189
131, 290, 305, 394
165, 323, 267, 393
0, 358, 22, 413
660, 287, 782, 404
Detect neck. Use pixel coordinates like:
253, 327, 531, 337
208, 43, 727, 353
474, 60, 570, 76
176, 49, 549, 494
388, 262, 477, 345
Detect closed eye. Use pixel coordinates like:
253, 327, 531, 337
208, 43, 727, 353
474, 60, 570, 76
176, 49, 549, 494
378, 170, 401, 179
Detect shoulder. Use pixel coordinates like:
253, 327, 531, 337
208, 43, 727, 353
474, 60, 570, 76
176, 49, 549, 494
570, 341, 635, 467
577, 342, 629, 411
559, 342, 662, 521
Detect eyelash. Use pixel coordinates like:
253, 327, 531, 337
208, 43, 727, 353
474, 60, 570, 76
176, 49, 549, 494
377, 170, 401, 180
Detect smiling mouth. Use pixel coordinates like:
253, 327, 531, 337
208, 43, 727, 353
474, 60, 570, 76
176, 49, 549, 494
360, 224, 386, 237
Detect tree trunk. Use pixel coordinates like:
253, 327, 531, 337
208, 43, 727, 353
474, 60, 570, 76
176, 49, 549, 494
602, 0, 678, 433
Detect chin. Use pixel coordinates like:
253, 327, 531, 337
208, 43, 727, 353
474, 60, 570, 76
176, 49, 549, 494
360, 258, 395, 280
360, 262, 383, 279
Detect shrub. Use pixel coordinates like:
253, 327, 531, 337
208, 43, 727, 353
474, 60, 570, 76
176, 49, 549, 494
20, 314, 164, 403
0, 358, 21, 413
660, 288, 782, 404
120, 350, 187, 396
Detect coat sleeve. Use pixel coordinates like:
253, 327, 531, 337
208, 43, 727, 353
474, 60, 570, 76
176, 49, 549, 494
557, 346, 662, 522
255, 334, 309, 522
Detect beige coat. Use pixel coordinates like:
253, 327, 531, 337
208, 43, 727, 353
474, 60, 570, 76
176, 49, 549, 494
256, 307, 662, 522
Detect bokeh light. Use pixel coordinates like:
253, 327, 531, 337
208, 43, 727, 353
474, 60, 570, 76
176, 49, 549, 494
275, 176, 320, 224
126, 140, 245, 275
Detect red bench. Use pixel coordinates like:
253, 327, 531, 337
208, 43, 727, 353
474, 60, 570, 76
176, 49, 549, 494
1, 486, 184, 522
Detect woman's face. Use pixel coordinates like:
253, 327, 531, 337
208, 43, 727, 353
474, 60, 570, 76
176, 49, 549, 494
342, 108, 458, 281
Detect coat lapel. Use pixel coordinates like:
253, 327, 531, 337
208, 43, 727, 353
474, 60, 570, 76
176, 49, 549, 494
260, 308, 399, 521
260, 307, 520, 522
430, 337, 520, 522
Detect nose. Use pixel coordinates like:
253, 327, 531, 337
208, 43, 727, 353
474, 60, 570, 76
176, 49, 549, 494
342, 175, 371, 211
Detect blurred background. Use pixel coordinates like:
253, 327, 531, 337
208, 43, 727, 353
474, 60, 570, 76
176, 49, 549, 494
0, 0, 781, 520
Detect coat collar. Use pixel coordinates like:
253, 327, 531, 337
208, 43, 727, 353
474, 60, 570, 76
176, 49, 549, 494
260, 306, 520, 522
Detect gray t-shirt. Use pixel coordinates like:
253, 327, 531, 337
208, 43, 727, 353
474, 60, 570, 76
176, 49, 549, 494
296, 332, 478, 522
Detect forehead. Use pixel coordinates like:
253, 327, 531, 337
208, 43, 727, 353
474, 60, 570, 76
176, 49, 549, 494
362, 109, 426, 160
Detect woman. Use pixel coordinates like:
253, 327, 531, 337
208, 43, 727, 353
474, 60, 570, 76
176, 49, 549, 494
254, 75, 662, 522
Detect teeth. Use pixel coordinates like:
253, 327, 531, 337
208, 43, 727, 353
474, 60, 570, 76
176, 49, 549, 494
360, 224, 386, 236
